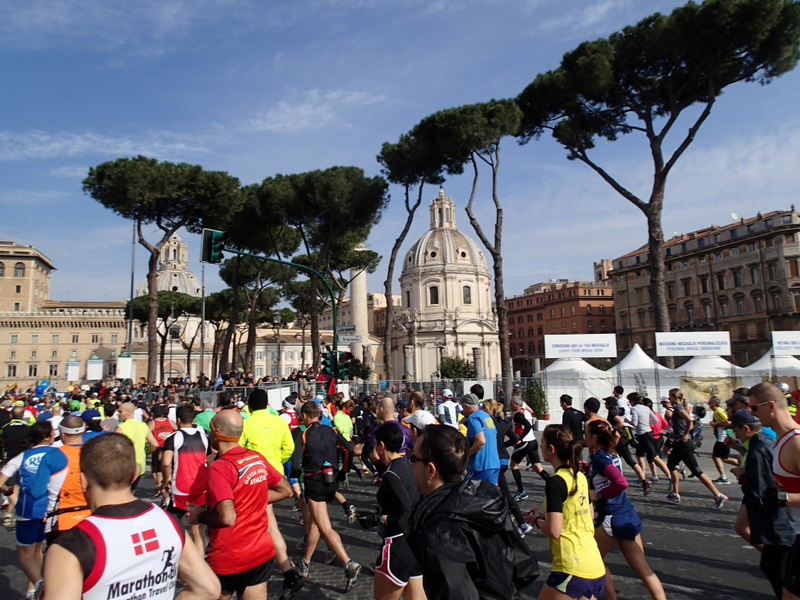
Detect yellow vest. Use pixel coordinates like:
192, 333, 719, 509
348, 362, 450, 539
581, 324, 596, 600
545, 466, 606, 579
240, 409, 294, 472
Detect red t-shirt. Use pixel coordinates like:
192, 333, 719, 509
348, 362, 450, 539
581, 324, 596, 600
206, 446, 282, 574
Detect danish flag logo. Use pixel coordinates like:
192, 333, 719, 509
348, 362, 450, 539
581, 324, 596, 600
131, 529, 160, 556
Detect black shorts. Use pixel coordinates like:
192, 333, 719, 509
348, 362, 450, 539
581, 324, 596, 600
785, 534, 800, 595
667, 440, 702, 478
217, 558, 274, 597
712, 441, 731, 460
304, 477, 337, 503
634, 432, 658, 462
151, 447, 165, 473
511, 440, 540, 465
375, 534, 422, 585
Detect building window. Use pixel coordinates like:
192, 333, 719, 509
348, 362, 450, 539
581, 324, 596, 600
550, 324, 555, 331
256, 367, 263, 378
733, 270, 742, 286
754, 294, 764, 312
736, 297, 745, 315
7, 365, 16, 377
600, 319, 606, 327
72, 334, 79, 344
0, 262, 4, 276
256, 351, 263, 360
31, 334, 39, 344
703, 303, 712, 321
794, 289, 800, 311
772, 293, 782, 311
110, 334, 118, 344
537, 327, 543, 335
683, 280, 691, 296
462, 286, 472, 305
429, 286, 439, 305
731, 247, 739, 255
537, 313, 543, 321
14, 262, 25, 277
667, 283, 675, 300
272, 351, 279, 360
719, 300, 728, 318
570, 306, 576, 315
586, 305, 592, 315
560, 308, 565, 317
49, 364, 58, 377
748, 242, 757, 252
768, 263, 778, 281
587, 319, 593, 327
751, 266, 760, 284
528, 328, 534, 336
561, 322, 566, 330
51, 350, 57, 358
731, 229, 738, 239
700, 277, 709, 293
716, 273, 725, 290
599, 305, 605, 314
10, 334, 18, 344
31, 350, 37, 358
405, 290, 410, 307
15, 285, 21, 294
51, 334, 59, 344
686, 304, 694, 324
572, 321, 577, 329
91, 334, 100, 344
287, 351, 294, 360
28, 364, 38, 377
518, 316, 524, 324
549, 309, 554, 318
747, 224, 755, 233
13, 302, 20, 311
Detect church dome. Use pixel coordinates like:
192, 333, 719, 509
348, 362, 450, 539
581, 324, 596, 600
136, 234, 203, 297
401, 188, 489, 277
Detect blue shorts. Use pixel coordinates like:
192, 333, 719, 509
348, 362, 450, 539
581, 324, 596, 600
283, 460, 298, 486
598, 507, 642, 541
546, 572, 605, 598
469, 468, 499, 485
16, 518, 46, 546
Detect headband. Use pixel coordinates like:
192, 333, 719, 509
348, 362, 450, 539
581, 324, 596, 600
60, 423, 86, 435
210, 420, 241, 443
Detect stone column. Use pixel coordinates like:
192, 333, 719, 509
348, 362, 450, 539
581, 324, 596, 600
349, 263, 368, 361
473, 346, 484, 379
403, 345, 415, 380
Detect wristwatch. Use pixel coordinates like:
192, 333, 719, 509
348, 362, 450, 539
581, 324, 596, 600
778, 491, 789, 507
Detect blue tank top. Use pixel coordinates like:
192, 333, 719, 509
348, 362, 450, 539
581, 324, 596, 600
17, 445, 58, 519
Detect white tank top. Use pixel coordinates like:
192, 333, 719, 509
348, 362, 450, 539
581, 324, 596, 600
79, 504, 184, 600
773, 428, 800, 534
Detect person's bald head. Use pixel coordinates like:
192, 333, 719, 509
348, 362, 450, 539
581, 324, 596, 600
118, 401, 136, 420
210, 409, 243, 439
748, 382, 787, 408
60, 415, 86, 441
379, 397, 396, 420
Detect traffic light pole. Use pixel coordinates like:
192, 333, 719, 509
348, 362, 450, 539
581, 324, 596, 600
219, 248, 338, 370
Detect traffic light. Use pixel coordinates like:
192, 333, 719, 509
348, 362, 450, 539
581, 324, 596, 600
337, 351, 354, 379
322, 351, 337, 376
200, 229, 230, 264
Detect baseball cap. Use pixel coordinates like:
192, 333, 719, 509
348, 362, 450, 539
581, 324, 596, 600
730, 408, 758, 427
13, 400, 25, 407
461, 393, 480, 406
726, 392, 749, 406
404, 410, 436, 430
441, 388, 453, 399
396, 399, 408, 410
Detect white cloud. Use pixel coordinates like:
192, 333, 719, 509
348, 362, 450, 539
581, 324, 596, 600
0, 130, 210, 161
50, 165, 91, 178
0, 188, 72, 205
247, 89, 387, 133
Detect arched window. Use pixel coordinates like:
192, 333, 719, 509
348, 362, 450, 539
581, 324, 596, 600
429, 286, 439, 305
14, 262, 25, 277
405, 290, 411, 307
0, 262, 4, 277
462, 285, 472, 305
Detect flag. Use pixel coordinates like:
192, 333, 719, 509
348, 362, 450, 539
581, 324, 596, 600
214, 374, 223, 388
327, 377, 337, 396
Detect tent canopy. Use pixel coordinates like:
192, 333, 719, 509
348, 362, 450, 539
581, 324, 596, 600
746, 350, 800, 377
615, 344, 672, 372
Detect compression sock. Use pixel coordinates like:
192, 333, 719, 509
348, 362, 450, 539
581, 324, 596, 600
512, 469, 524, 492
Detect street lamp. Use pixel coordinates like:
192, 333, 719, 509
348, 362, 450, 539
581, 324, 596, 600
274, 313, 282, 380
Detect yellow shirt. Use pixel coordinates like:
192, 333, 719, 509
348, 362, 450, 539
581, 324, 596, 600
545, 466, 605, 579
239, 409, 294, 471
118, 418, 149, 478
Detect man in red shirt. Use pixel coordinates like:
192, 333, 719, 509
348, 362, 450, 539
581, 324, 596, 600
188, 410, 294, 600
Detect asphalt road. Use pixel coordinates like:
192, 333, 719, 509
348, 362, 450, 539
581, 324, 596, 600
0, 446, 777, 600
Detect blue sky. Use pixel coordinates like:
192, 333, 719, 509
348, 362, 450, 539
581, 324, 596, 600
2, 0, 799, 303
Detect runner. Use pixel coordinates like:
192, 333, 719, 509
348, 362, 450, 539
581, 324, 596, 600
585, 420, 666, 600
187, 410, 292, 600
663, 389, 729, 509
43, 433, 219, 600
115, 401, 158, 490
509, 394, 548, 500
148, 404, 177, 494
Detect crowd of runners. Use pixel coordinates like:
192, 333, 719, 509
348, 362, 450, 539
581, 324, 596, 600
0, 379, 799, 600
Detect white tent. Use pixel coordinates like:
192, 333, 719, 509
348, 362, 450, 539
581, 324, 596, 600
746, 350, 800, 378
539, 358, 616, 423
611, 344, 681, 401
673, 355, 761, 407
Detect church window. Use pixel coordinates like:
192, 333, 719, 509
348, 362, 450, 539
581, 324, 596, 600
429, 286, 439, 305
14, 262, 25, 277
463, 285, 472, 304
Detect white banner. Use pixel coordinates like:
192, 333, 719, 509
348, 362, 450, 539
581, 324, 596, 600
771, 331, 800, 356
66, 361, 80, 382
86, 358, 104, 380
544, 334, 617, 358
116, 355, 132, 379
655, 332, 731, 356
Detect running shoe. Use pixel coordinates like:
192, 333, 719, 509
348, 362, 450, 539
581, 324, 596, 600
513, 490, 528, 502
713, 476, 730, 485
641, 480, 653, 496
3, 512, 16, 530
650, 476, 660, 484
712, 494, 729, 510
678, 465, 685, 480
342, 474, 350, 491
324, 549, 337, 565
664, 491, 681, 503
344, 560, 361, 592
280, 569, 304, 600
518, 523, 534, 537
295, 558, 310, 578
347, 505, 358, 525
290, 501, 300, 512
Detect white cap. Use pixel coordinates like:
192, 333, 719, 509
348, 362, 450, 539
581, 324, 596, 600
441, 388, 453, 398
404, 410, 436, 430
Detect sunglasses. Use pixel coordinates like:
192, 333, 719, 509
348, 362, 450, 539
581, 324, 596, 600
409, 453, 431, 465
749, 400, 771, 413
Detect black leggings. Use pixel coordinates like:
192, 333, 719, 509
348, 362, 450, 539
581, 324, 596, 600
498, 465, 525, 527
615, 438, 638, 470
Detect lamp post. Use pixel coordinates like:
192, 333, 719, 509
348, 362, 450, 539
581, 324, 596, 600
169, 302, 175, 384
274, 313, 282, 380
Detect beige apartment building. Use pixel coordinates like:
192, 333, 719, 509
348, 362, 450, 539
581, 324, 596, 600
0, 241, 127, 390
610, 209, 800, 365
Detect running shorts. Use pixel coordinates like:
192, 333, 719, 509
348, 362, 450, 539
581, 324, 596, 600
150, 447, 165, 473
304, 477, 337, 503
216, 557, 274, 597
511, 440, 541, 465
375, 534, 422, 586
634, 432, 658, 462
712, 441, 730, 460
785, 534, 800, 596
546, 572, 605, 598
16, 518, 46, 546
598, 507, 642, 541
667, 440, 703, 478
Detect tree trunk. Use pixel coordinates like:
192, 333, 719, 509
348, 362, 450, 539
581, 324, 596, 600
383, 184, 425, 382
159, 327, 167, 384
646, 179, 673, 366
